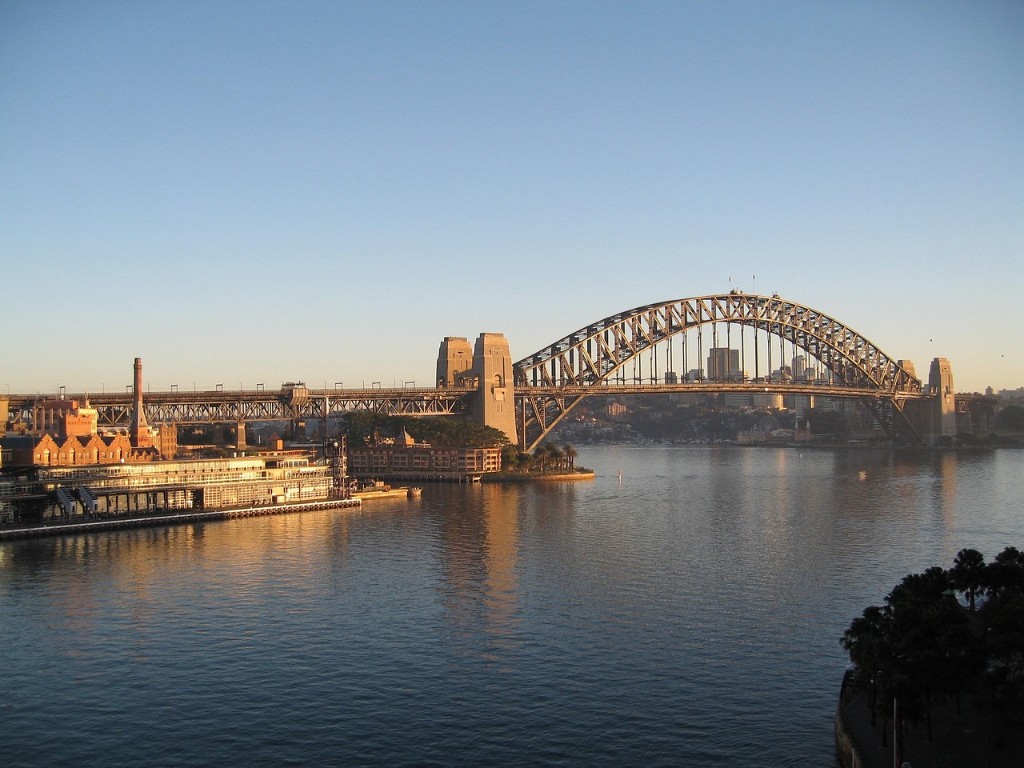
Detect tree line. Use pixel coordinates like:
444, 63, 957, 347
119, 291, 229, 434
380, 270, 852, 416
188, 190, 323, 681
841, 547, 1024, 750
502, 442, 579, 473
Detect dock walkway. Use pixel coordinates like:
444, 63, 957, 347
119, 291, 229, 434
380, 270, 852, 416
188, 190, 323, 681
0, 497, 362, 541
836, 669, 1024, 767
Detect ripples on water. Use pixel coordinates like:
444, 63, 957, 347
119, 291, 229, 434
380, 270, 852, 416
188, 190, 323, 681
2, 446, 1022, 767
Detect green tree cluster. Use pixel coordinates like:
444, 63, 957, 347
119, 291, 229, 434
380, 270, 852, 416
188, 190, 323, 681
501, 443, 579, 474
841, 547, 1024, 747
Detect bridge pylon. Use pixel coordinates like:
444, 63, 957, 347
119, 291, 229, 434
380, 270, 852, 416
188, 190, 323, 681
436, 333, 518, 446
436, 337, 474, 387
928, 357, 957, 441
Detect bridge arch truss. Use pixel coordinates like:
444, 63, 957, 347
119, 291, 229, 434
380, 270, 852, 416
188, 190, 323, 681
513, 293, 925, 451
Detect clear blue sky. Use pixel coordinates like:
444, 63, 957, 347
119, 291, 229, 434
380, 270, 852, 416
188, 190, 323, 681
2, 0, 1021, 394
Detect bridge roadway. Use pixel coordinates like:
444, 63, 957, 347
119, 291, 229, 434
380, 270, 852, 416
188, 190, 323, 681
5, 380, 929, 428
2, 292, 996, 450
4, 386, 475, 428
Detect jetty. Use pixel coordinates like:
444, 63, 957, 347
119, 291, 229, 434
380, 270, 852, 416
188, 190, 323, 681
0, 497, 361, 542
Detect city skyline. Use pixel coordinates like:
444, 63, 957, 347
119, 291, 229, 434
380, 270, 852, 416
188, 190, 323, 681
2, 1, 1022, 394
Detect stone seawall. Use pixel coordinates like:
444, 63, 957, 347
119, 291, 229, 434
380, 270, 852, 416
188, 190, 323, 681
483, 470, 595, 483
834, 670, 865, 768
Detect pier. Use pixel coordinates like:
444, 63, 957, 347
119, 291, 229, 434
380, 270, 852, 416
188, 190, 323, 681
0, 497, 362, 542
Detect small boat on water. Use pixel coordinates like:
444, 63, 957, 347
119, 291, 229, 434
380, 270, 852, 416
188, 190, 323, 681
408, 487, 423, 497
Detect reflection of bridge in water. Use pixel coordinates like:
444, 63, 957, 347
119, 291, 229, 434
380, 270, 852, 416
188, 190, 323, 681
4, 293, 981, 451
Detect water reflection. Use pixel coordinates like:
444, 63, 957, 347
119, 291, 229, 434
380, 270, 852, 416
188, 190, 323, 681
480, 484, 520, 658
1, 447, 1020, 768
434, 484, 525, 662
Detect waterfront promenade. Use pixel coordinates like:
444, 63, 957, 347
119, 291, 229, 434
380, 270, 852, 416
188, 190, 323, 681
0, 497, 361, 541
837, 673, 1024, 768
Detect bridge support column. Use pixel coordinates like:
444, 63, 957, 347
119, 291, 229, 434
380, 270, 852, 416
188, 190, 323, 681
927, 357, 957, 443
436, 337, 474, 387
235, 421, 247, 450
436, 333, 519, 445
470, 333, 518, 445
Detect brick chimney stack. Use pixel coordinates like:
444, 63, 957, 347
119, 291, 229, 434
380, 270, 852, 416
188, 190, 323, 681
130, 357, 154, 448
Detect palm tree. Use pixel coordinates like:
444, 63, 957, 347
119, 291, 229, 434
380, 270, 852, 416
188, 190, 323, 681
563, 444, 577, 471
950, 548, 986, 611
985, 546, 1024, 597
551, 443, 567, 470
534, 445, 547, 472
536, 443, 561, 472
518, 451, 536, 473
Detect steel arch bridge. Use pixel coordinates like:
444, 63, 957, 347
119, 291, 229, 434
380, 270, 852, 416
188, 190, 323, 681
4, 293, 941, 455
513, 292, 928, 452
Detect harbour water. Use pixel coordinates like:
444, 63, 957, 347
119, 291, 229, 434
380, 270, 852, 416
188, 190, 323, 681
2, 445, 1022, 767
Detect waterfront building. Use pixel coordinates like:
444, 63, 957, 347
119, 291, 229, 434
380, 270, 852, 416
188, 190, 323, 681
1, 367, 177, 467
0, 453, 335, 525
1, 431, 151, 467
348, 430, 501, 482
1, 427, 171, 468
29, 398, 98, 438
